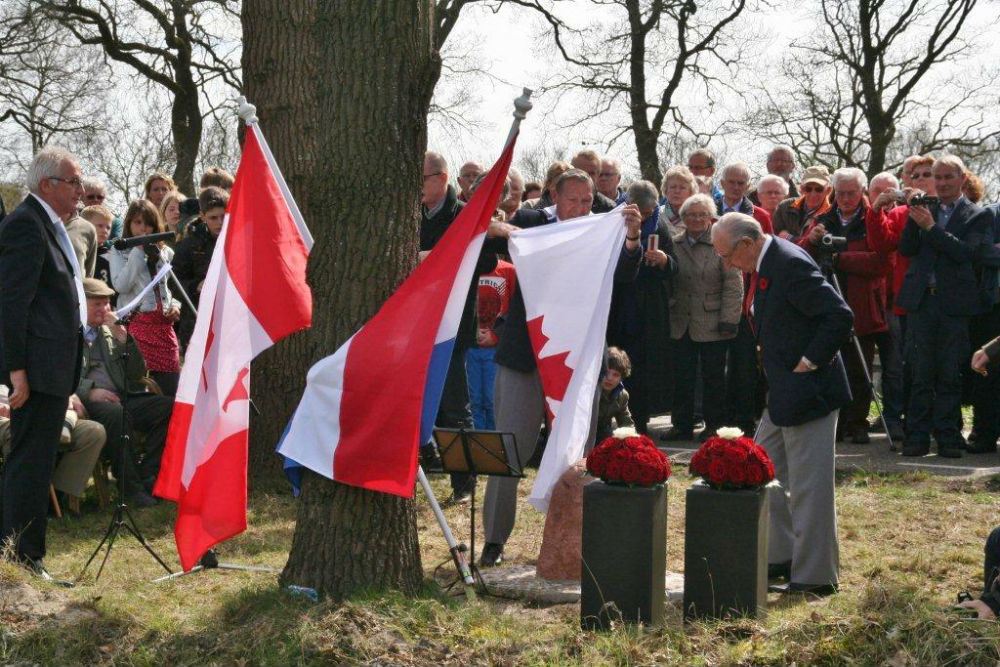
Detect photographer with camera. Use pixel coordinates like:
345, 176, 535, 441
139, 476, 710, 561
895, 155, 992, 458
797, 168, 891, 444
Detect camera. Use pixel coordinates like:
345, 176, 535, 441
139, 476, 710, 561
909, 194, 940, 207
820, 233, 848, 252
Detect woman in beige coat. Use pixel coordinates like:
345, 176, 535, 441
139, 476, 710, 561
663, 194, 743, 442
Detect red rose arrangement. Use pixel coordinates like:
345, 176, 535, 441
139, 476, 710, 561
586, 428, 671, 487
688, 427, 774, 490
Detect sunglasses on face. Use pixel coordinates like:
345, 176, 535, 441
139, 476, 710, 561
802, 184, 825, 193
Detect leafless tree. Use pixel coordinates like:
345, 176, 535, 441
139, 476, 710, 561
537, 0, 750, 185
0, 4, 110, 170
32, 0, 241, 194
742, 0, 1000, 177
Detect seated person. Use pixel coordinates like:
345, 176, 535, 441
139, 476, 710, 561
0, 387, 106, 512
78, 278, 174, 507
596, 347, 634, 441
957, 527, 1000, 620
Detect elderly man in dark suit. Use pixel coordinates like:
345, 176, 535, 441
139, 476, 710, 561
712, 212, 853, 596
896, 155, 991, 458
0, 146, 88, 585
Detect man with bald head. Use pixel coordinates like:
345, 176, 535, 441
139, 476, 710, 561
456, 161, 485, 203
0, 146, 87, 585
571, 150, 617, 213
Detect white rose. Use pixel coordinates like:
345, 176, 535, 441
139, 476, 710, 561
613, 426, 639, 439
715, 427, 744, 440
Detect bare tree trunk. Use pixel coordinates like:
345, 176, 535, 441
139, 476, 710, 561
243, 0, 437, 597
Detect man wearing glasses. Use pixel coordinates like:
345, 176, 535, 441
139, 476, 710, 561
0, 146, 87, 586
712, 212, 853, 597
82, 177, 123, 243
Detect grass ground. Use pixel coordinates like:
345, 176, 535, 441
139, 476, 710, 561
1, 466, 998, 666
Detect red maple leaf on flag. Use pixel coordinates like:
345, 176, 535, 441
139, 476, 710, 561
526, 316, 574, 422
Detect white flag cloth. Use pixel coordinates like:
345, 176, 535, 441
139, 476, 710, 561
508, 207, 627, 512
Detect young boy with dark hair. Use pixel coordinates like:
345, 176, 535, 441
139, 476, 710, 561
597, 347, 635, 440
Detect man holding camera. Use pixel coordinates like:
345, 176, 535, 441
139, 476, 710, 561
896, 155, 991, 458
797, 168, 890, 444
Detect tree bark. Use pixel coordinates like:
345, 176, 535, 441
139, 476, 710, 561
243, 0, 437, 598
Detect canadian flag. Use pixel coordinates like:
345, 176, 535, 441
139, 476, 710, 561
154, 124, 312, 571
507, 207, 628, 511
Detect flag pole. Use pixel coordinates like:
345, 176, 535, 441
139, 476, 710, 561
418, 89, 533, 598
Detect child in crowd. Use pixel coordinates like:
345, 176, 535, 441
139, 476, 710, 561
597, 346, 635, 440
173, 186, 228, 351
81, 205, 115, 295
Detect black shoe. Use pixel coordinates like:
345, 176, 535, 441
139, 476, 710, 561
768, 582, 837, 597
129, 489, 159, 507
660, 427, 694, 442
938, 445, 964, 459
902, 442, 930, 457
767, 561, 791, 580
443, 491, 472, 507
479, 542, 504, 567
967, 441, 998, 455
851, 431, 871, 445
20, 557, 74, 588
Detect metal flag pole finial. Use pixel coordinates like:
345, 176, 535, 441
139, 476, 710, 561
505, 88, 534, 145
236, 96, 259, 125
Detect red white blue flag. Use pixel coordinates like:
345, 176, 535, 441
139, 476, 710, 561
154, 124, 313, 571
277, 136, 517, 496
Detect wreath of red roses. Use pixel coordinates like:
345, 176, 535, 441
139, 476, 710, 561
586, 433, 671, 487
688, 431, 775, 490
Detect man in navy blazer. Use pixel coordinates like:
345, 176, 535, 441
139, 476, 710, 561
0, 147, 87, 585
712, 212, 853, 596
896, 155, 991, 458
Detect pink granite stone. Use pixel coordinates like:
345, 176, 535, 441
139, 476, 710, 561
536, 458, 596, 581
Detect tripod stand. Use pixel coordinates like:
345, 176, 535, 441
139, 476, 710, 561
78, 321, 173, 582
821, 257, 896, 451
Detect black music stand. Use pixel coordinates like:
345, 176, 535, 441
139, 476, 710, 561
432, 428, 523, 588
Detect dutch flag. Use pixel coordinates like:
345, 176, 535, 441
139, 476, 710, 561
277, 136, 517, 497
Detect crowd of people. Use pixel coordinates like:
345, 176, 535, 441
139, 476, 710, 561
420, 144, 1000, 610
0, 146, 233, 585
1, 139, 998, 611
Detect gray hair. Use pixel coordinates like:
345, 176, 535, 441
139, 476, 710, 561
507, 166, 524, 188
757, 174, 789, 195
601, 157, 622, 172
82, 177, 106, 193
720, 162, 750, 182
678, 193, 716, 218
869, 171, 899, 190
425, 151, 448, 175
554, 168, 593, 193
26, 145, 77, 193
831, 167, 867, 191
626, 179, 659, 211
934, 154, 967, 176
660, 165, 698, 198
768, 144, 794, 159
711, 212, 763, 245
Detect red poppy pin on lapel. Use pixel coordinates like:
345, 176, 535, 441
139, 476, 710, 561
759, 277, 769, 290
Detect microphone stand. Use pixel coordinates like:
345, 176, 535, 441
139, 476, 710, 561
78, 314, 173, 582
146, 245, 272, 582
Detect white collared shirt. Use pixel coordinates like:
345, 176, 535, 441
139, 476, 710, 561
755, 234, 773, 274
30, 193, 87, 327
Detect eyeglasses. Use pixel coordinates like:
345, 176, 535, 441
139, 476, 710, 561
681, 211, 712, 220
49, 176, 84, 188
716, 238, 747, 260
909, 171, 932, 179
423, 172, 443, 181
801, 184, 826, 193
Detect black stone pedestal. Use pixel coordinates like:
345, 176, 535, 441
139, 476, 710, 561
580, 482, 667, 630
683, 482, 769, 620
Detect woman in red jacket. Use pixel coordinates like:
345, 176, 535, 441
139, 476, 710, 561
798, 167, 891, 443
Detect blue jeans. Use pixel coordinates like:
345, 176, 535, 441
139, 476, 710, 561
466, 346, 498, 430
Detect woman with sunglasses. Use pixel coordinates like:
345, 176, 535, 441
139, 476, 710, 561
771, 165, 833, 242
